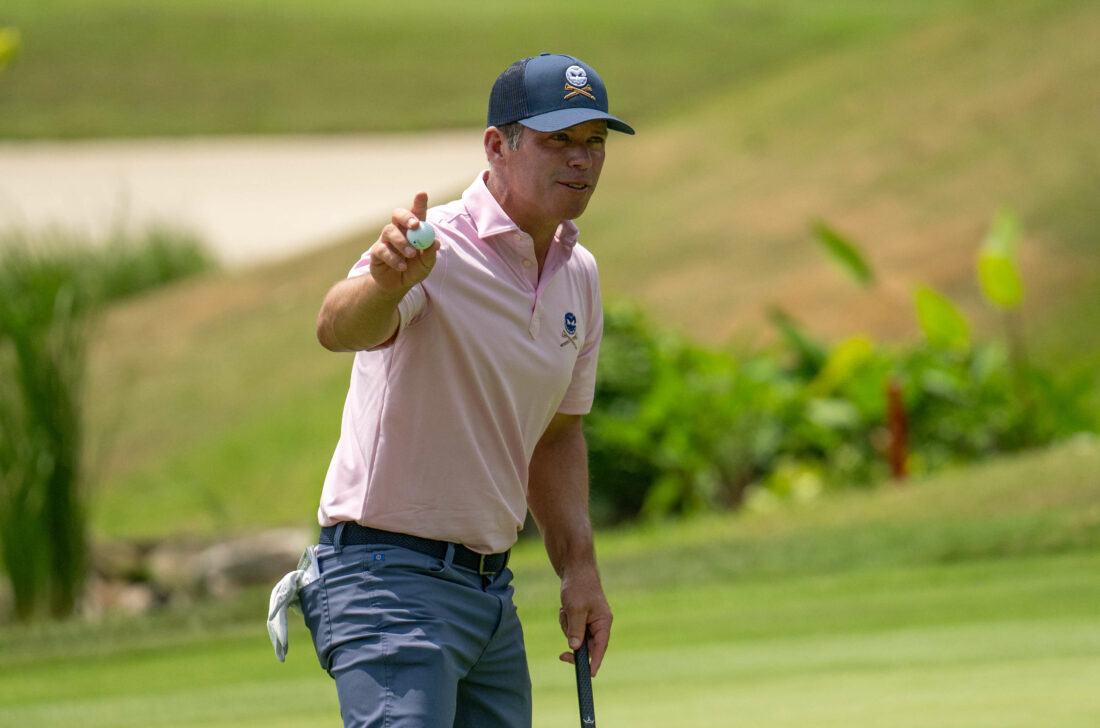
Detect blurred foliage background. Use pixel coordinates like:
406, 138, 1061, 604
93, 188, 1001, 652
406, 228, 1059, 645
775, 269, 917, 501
1, 0, 1098, 610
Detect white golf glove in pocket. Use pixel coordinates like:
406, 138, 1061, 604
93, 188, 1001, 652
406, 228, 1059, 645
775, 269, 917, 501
267, 545, 320, 662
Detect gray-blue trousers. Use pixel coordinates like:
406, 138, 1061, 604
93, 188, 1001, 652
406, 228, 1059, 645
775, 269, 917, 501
299, 539, 532, 727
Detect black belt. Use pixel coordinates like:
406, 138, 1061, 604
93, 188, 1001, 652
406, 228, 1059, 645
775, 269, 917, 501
319, 522, 510, 576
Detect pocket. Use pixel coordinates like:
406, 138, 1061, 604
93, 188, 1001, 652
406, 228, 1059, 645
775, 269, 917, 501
297, 576, 332, 672
303, 544, 454, 673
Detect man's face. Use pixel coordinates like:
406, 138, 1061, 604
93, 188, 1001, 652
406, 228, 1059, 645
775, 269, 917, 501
495, 120, 608, 233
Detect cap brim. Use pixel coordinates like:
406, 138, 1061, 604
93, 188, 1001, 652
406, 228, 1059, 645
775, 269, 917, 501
520, 108, 635, 135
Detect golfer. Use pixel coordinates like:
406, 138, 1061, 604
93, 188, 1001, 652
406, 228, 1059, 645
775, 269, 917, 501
302, 53, 634, 727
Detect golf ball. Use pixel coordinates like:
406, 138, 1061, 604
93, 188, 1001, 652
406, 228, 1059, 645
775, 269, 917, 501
407, 221, 435, 250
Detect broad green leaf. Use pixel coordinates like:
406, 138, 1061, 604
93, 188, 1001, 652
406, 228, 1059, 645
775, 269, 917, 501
813, 221, 875, 287
914, 286, 970, 352
806, 397, 862, 430
809, 335, 876, 396
978, 251, 1023, 309
977, 208, 1024, 310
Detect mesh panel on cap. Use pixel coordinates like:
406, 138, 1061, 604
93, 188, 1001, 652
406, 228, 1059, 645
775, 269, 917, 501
487, 57, 531, 127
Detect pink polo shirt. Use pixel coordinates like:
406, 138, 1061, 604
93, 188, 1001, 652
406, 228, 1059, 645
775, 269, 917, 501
317, 171, 604, 554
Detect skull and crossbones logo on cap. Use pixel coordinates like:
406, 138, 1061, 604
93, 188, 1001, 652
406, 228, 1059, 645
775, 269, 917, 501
564, 65, 595, 101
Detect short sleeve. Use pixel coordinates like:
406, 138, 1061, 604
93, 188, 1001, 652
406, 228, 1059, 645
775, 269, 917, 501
556, 263, 603, 415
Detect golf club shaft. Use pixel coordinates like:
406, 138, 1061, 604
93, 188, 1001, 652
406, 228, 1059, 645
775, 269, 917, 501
574, 639, 596, 727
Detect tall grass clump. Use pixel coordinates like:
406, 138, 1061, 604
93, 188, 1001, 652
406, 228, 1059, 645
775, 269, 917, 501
0, 224, 215, 305
0, 249, 91, 620
0, 225, 213, 620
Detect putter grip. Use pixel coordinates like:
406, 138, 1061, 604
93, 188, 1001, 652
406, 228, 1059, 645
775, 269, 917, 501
574, 640, 596, 727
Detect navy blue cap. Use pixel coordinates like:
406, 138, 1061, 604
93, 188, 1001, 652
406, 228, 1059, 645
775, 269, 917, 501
488, 53, 635, 135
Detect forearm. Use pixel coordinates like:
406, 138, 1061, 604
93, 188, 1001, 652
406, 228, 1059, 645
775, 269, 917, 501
528, 414, 612, 674
316, 275, 406, 352
527, 418, 597, 578
317, 192, 438, 352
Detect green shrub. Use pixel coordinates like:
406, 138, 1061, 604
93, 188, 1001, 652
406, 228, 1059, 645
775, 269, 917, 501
585, 303, 1095, 525
587, 303, 793, 523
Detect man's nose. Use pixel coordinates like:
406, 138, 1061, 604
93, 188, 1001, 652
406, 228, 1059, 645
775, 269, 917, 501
567, 145, 593, 169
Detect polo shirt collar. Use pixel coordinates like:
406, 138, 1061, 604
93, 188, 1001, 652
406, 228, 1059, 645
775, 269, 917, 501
463, 171, 579, 250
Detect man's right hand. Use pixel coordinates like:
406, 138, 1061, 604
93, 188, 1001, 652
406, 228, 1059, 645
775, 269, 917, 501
316, 191, 439, 352
368, 191, 439, 293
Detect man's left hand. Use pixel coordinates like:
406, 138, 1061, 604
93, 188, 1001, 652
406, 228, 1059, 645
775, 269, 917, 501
557, 565, 612, 677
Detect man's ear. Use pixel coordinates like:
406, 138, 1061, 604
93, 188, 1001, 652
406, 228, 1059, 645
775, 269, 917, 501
484, 127, 507, 165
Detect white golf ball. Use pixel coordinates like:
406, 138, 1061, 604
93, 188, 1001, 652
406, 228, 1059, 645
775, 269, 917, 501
407, 221, 435, 250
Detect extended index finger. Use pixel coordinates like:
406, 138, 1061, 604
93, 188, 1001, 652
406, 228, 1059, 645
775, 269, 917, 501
392, 191, 430, 232
409, 191, 429, 229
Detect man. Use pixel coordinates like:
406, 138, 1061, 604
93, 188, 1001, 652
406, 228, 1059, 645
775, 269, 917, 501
304, 53, 633, 727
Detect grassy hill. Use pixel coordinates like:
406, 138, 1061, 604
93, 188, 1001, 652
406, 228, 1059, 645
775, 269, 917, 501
3, 438, 1099, 725
63, 0, 1100, 541
586, 0, 1100, 347
2, 0, 978, 139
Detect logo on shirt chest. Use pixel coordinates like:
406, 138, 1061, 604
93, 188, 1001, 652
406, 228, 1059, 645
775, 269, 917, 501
560, 312, 579, 350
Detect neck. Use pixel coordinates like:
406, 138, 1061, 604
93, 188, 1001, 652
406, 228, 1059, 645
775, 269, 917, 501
486, 171, 559, 263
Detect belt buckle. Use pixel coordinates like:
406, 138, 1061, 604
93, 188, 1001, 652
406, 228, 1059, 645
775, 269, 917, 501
478, 554, 493, 576
477, 551, 510, 575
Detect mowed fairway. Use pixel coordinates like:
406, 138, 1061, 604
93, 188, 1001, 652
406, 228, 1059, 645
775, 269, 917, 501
544, 559, 1100, 728
2, 439, 1098, 726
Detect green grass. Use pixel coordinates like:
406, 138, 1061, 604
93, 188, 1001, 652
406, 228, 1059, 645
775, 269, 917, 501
5, 558, 1097, 726
2, 438, 1099, 726
0, 0, 976, 139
